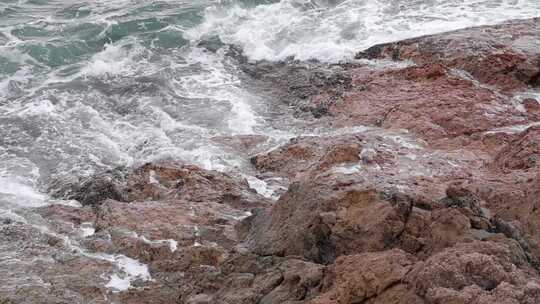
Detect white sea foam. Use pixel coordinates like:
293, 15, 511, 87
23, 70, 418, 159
245, 175, 274, 198
188, 0, 540, 62
332, 163, 361, 175
81, 42, 146, 78
80, 222, 95, 237
0, 66, 32, 98
0, 177, 47, 208
485, 121, 540, 135
173, 47, 260, 135
138, 234, 178, 253
12, 99, 58, 117
105, 255, 152, 292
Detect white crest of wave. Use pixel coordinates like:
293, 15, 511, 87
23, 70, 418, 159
81, 42, 145, 77
174, 47, 259, 135
187, 0, 540, 62
0, 177, 47, 208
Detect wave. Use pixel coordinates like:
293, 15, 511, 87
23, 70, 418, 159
188, 0, 540, 62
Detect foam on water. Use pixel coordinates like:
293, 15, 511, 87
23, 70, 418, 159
0, 170, 47, 211
173, 47, 260, 135
82, 44, 136, 77
0, 66, 32, 98
80, 222, 96, 237
245, 174, 282, 199
485, 121, 540, 135
127, 230, 179, 253
332, 163, 361, 175
189, 0, 540, 62
0, 178, 46, 205
105, 255, 152, 292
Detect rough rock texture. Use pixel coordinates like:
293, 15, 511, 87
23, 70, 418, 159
239, 17, 540, 304
49, 162, 264, 207
3, 163, 269, 304
4, 18, 540, 304
492, 125, 540, 171
355, 17, 540, 93
231, 45, 352, 119
311, 249, 415, 304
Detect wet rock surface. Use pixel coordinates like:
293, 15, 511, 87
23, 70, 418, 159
355, 17, 540, 93
3, 18, 540, 304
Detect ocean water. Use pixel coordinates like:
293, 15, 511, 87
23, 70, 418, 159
0, 0, 539, 208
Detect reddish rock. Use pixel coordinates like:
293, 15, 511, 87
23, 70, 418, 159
125, 162, 265, 206
492, 126, 540, 171
36, 162, 270, 303
49, 161, 265, 207
245, 181, 414, 264
523, 98, 540, 113
410, 240, 540, 304
458, 174, 540, 262
0, 220, 112, 304
311, 249, 415, 304
356, 18, 540, 93
251, 134, 363, 179
309, 241, 540, 304
324, 63, 527, 147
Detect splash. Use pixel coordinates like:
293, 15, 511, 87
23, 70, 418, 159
189, 0, 540, 62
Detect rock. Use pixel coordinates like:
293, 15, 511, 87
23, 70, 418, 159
212, 134, 269, 155
235, 57, 352, 118
460, 174, 540, 262
258, 259, 324, 304
250, 134, 363, 180
175, 253, 325, 304
492, 126, 540, 171
523, 98, 540, 113
0, 220, 112, 304
410, 240, 539, 302
442, 184, 487, 218
246, 182, 411, 264
311, 249, 414, 304
328, 63, 526, 147
356, 18, 540, 93
36, 161, 270, 303
50, 161, 266, 207
48, 166, 130, 206
311, 241, 540, 304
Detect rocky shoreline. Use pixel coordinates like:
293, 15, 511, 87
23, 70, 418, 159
2, 18, 540, 303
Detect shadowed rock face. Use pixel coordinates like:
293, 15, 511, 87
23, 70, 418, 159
228, 45, 352, 119
5, 18, 540, 304
48, 162, 264, 207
